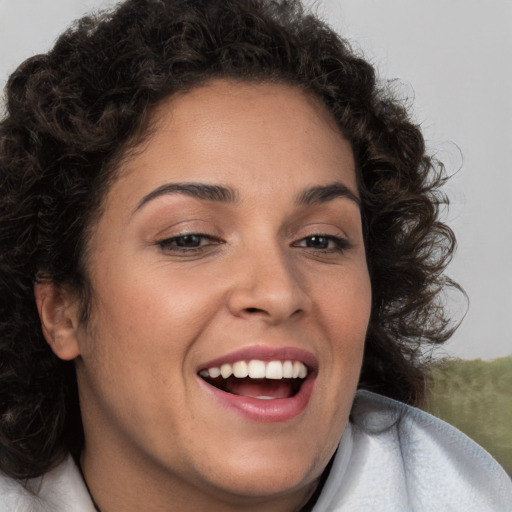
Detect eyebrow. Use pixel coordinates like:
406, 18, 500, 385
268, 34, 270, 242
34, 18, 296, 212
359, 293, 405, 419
134, 183, 238, 212
297, 182, 360, 208
134, 180, 359, 214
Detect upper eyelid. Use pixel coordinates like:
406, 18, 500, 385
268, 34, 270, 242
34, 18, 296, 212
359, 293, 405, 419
288, 220, 349, 236
292, 230, 349, 242
164, 232, 215, 239
158, 233, 220, 244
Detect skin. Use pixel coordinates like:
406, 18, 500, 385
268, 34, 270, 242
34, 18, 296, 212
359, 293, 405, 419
36, 80, 372, 511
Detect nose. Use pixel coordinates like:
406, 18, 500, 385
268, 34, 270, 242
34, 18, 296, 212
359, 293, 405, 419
227, 245, 312, 324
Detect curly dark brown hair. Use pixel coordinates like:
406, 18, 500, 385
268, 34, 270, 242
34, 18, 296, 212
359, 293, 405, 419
0, 0, 459, 480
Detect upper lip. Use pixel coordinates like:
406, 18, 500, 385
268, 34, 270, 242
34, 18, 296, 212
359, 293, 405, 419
197, 345, 318, 374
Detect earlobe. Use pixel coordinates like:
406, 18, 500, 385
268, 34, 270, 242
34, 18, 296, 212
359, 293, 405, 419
34, 281, 81, 361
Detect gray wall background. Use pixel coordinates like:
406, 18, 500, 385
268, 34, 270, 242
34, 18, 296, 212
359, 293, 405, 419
1, 0, 511, 360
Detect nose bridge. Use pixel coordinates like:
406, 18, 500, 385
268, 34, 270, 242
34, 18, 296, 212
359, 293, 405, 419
227, 237, 311, 322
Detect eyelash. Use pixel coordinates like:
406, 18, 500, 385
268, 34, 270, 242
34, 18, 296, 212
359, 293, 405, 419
292, 234, 351, 253
156, 232, 351, 255
157, 233, 223, 252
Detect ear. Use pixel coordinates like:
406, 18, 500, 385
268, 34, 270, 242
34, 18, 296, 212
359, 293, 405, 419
34, 281, 81, 361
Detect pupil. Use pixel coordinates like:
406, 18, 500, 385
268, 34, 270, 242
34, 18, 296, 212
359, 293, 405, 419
177, 235, 201, 247
307, 236, 328, 248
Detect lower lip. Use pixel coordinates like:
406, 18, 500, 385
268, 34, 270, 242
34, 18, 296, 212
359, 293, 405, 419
199, 375, 316, 423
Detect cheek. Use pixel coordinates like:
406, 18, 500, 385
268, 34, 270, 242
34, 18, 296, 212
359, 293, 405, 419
94, 260, 211, 322
315, 265, 372, 344
79, 266, 226, 377
311, 264, 371, 405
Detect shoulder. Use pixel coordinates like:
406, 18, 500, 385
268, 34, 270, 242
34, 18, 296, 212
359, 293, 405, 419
312, 390, 512, 512
0, 456, 95, 512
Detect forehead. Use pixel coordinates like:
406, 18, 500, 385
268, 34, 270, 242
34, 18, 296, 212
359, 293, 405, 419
106, 80, 356, 211
153, 79, 344, 138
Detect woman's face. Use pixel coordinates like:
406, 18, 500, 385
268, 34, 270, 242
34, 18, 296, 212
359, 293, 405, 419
71, 81, 371, 509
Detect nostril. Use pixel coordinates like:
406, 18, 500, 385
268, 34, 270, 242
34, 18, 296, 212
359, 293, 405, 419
245, 307, 265, 314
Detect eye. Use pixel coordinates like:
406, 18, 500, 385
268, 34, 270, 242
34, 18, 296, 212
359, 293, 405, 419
157, 233, 223, 252
303, 235, 332, 249
172, 234, 206, 248
293, 234, 351, 252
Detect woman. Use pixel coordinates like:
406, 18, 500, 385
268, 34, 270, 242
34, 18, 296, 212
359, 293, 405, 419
0, 0, 510, 510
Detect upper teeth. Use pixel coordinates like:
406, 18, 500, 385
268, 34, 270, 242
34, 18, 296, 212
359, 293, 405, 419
199, 360, 308, 380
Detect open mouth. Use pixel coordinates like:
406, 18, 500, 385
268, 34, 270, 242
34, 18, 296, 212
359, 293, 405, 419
199, 360, 308, 400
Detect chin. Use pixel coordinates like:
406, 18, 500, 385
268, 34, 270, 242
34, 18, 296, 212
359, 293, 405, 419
191, 438, 329, 502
